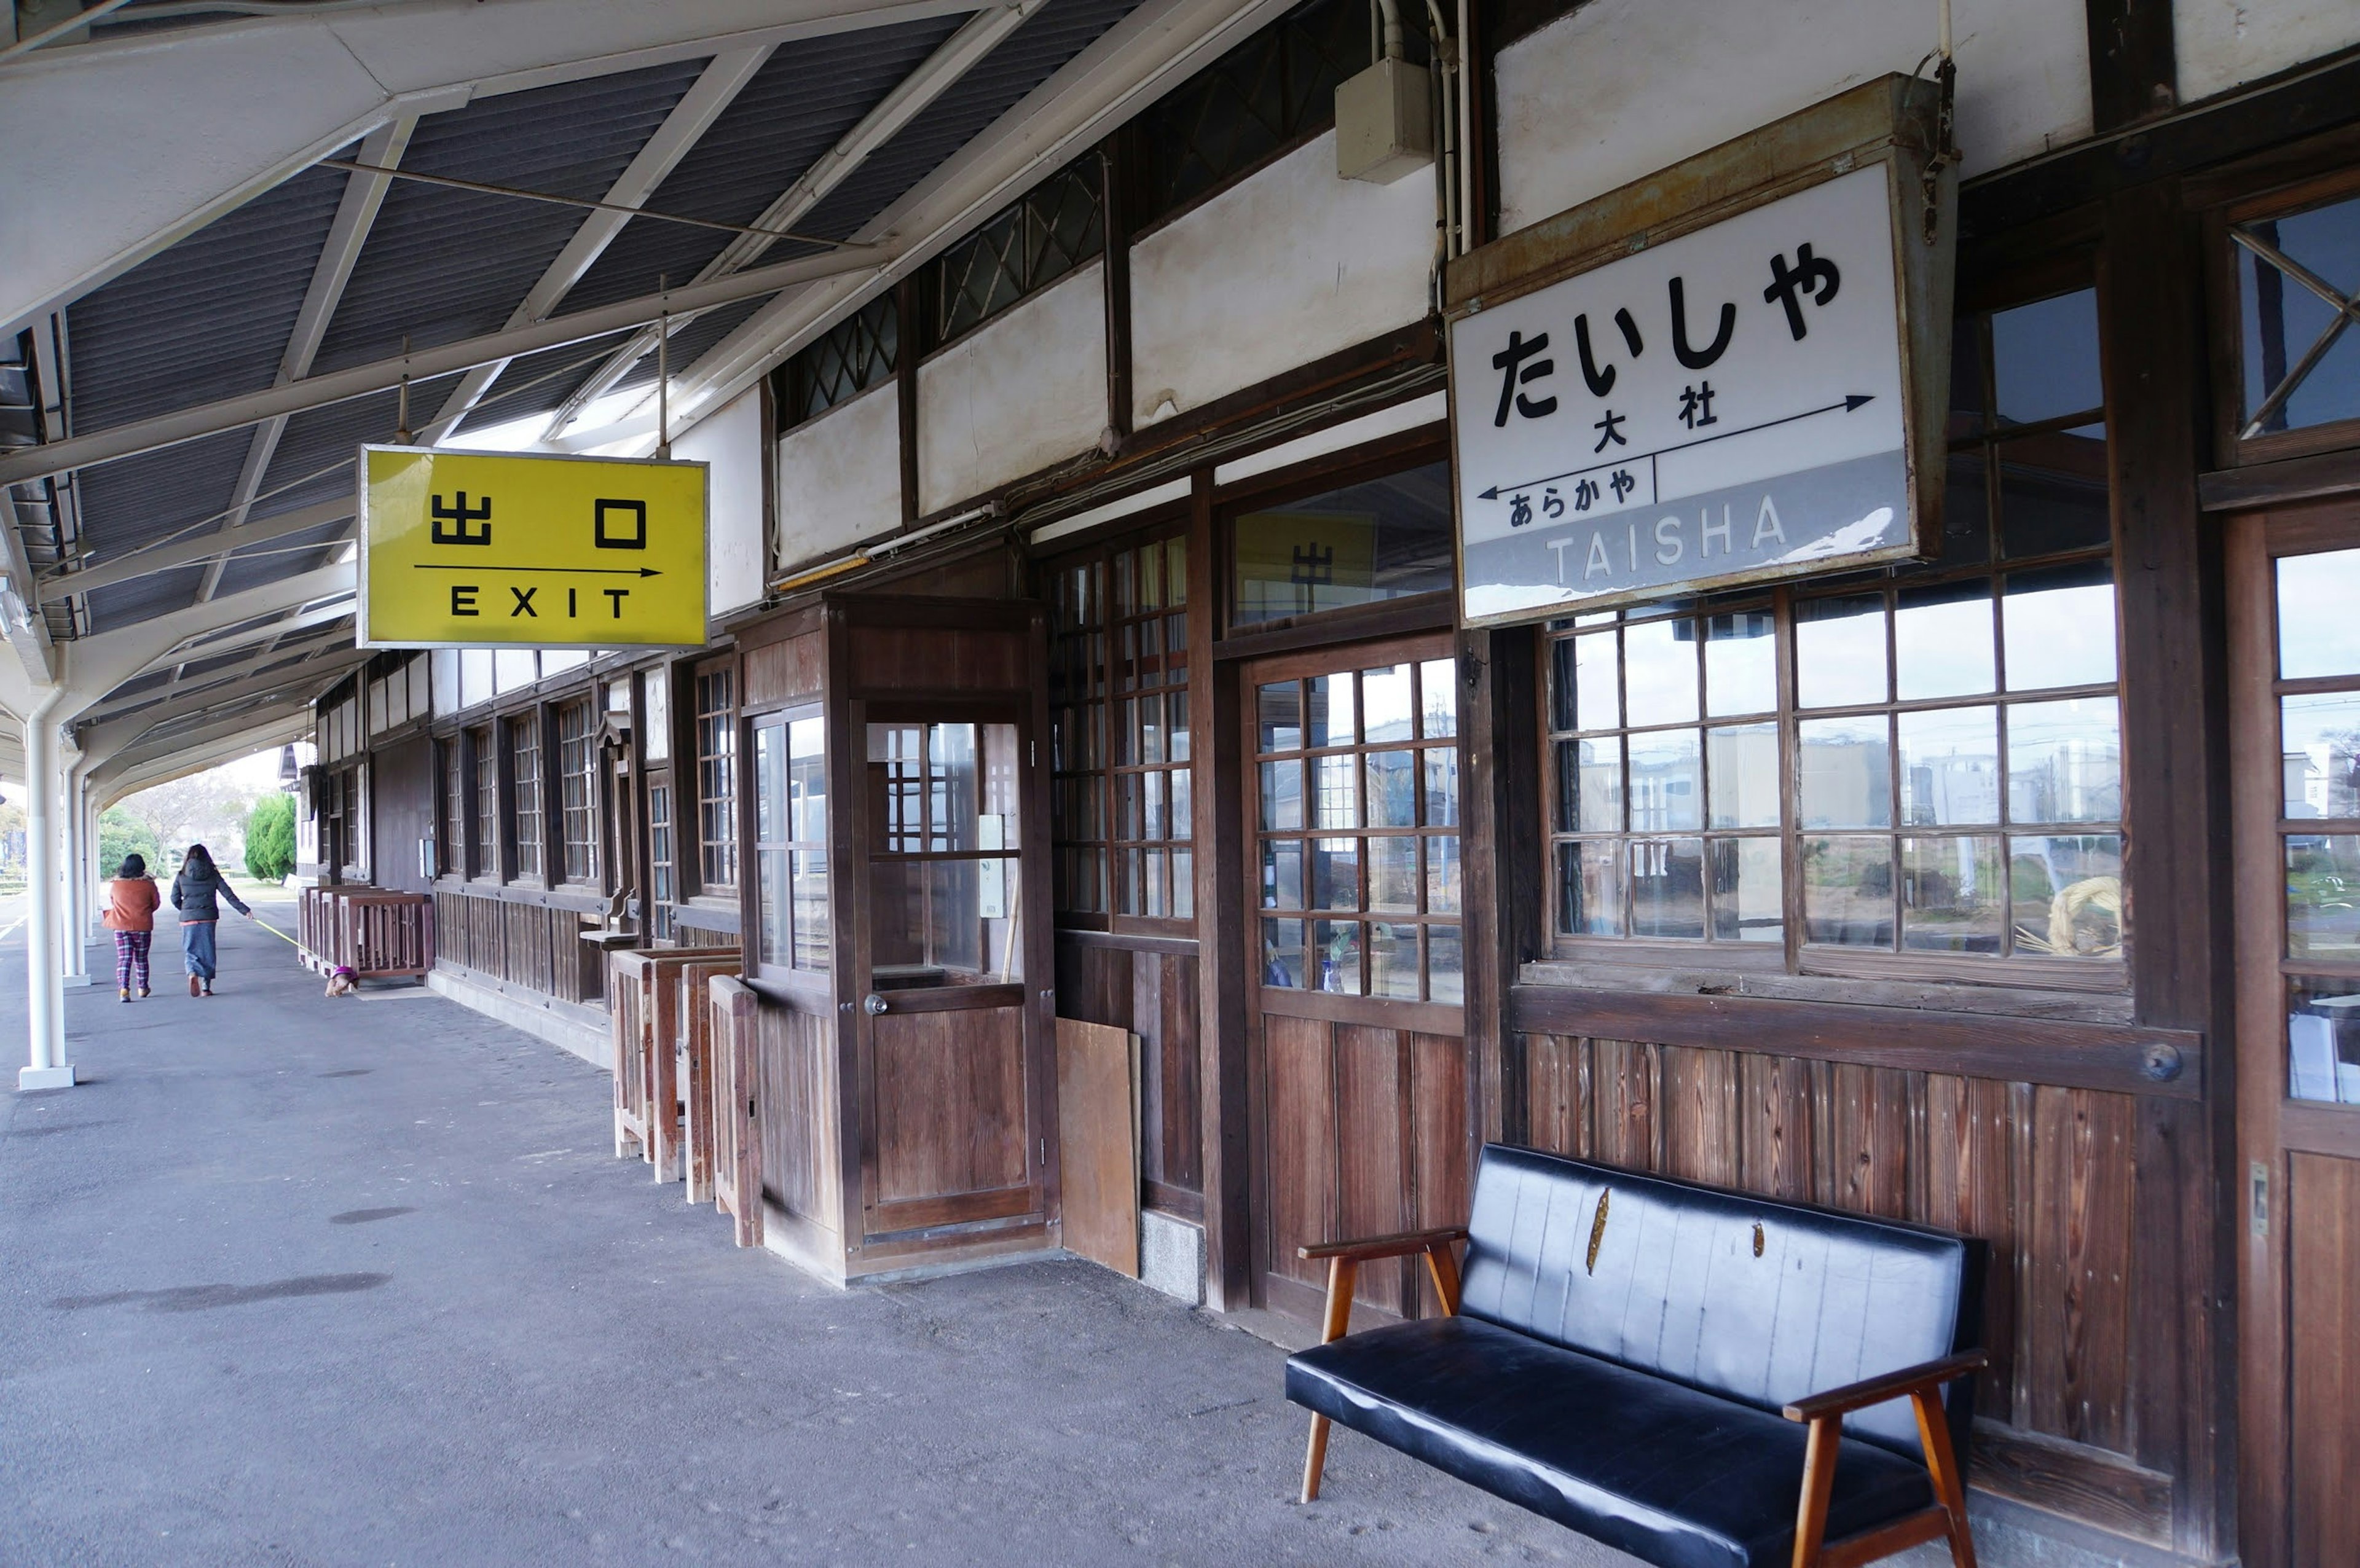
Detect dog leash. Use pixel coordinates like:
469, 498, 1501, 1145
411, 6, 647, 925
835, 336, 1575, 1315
246, 912, 305, 949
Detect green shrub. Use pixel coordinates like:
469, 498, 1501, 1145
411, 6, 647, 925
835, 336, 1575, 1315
243, 794, 296, 884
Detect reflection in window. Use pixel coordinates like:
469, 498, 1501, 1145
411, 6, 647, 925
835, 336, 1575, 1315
471, 727, 497, 879
2289, 976, 2360, 1105
557, 699, 598, 885
509, 714, 542, 882
866, 721, 1021, 983
2235, 194, 2360, 440
696, 665, 736, 892
1257, 655, 1460, 1002
1232, 463, 1454, 626
647, 780, 675, 941
754, 711, 828, 974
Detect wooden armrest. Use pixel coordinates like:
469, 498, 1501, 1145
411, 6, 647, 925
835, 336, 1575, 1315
1298, 1226, 1468, 1263
1781, 1350, 1988, 1422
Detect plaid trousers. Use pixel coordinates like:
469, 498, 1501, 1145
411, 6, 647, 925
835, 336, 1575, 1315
114, 930, 152, 992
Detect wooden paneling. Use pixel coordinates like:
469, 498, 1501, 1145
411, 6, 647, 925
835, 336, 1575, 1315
1262, 1012, 1335, 1304
756, 1000, 837, 1231
870, 1005, 1028, 1215
2289, 1152, 2360, 1562
1517, 1031, 2169, 1542
1056, 1018, 1140, 1276
1054, 933, 1203, 1214
368, 735, 435, 893
845, 625, 1026, 694
741, 630, 824, 711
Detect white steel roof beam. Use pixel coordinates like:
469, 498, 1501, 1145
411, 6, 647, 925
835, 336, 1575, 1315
77, 646, 367, 765
195, 112, 420, 604
134, 600, 356, 682
0, 245, 892, 491
50, 496, 355, 600
543, 0, 1042, 439
421, 46, 773, 445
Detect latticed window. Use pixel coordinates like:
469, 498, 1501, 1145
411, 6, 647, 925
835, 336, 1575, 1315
778, 292, 897, 428
440, 739, 465, 877
2228, 186, 2360, 450
557, 699, 599, 885
1132, 0, 1371, 222
1544, 286, 2126, 981
471, 727, 497, 879
1049, 554, 1109, 915
925, 161, 1103, 348
696, 664, 738, 892
647, 780, 675, 941
509, 715, 543, 882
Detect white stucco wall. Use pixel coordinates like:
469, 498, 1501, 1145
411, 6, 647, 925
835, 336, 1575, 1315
1129, 131, 1435, 431
773, 379, 902, 571
917, 261, 1108, 515
671, 384, 766, 616
1493, 0, 2092, 237
2175, 1, 2360, 103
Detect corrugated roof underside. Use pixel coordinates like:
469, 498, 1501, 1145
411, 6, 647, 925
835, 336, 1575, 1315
73, 425, 251, 562
253, 373, 465, 520
66, 161, 350, 433
448, 331, 640, 436
614, 296, 777, 393
562, 16, 968, 318
310, 60, 712, 376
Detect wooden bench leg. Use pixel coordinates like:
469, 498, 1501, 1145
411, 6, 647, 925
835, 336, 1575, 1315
1911, 1390, 1978, 1568
1299, 1256, 1357, 1505
1790, 1415, 1840, 1568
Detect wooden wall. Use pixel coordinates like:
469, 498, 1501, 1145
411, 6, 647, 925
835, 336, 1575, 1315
1055, 935, 1203, 1218
754, 1000, 839, 1236
433, 887, 604, 1006
368, 735, 434, 893
1516, 1030, 2181, 1548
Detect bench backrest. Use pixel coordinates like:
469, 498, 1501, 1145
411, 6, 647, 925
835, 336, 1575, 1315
1458, 1144, 1984, 1457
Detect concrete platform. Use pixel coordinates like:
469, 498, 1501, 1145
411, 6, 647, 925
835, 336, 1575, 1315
0, 901, 1621, 1566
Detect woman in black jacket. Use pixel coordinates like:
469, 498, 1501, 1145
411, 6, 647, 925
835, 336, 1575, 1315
170, 843, 250, 997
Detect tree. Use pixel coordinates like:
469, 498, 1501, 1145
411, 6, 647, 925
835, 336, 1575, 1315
244, 794, 296, 884
99, 807, 161, 878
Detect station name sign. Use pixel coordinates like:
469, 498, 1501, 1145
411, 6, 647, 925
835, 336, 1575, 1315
1447, 77, 1954, 627
358, 446, 708, 649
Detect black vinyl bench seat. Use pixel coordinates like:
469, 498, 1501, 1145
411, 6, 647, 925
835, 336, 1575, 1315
1284, 1145, 1989, 1568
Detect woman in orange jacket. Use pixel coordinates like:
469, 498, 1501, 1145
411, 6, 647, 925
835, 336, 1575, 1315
102, 852, 161, 1002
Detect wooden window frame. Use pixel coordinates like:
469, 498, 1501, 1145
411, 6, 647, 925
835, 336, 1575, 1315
693, 659, 739, 895
2201, 156, 2360, 471
747, 702, 830, 986
556, 696, 600, 888
1217, 432, 1457, 643
507, 708, 545, 886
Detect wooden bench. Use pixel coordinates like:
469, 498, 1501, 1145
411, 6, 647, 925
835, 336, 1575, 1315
671, 952, 742, 1204
708, 975, 763, 1249
1287, 1144, 1988, 1568
607, 946, 735, 1173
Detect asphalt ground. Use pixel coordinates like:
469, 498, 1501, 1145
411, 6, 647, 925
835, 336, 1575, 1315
1, 897, 1635, 1567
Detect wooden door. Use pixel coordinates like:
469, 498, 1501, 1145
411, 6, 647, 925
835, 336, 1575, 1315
1243, 635, 1470, 1322
2227, 500, 2360, 1567
608, 753, 638, 915
854, 704, 1049, 1238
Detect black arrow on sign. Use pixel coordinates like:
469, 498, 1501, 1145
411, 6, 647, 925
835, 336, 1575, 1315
1476, 394, 1876, 501
409, 564, 662, 577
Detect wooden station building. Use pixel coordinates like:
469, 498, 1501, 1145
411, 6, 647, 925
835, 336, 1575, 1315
261, 4, 2360, 1563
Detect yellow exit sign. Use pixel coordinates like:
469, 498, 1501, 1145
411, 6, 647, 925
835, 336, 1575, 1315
357, 445, 708, 649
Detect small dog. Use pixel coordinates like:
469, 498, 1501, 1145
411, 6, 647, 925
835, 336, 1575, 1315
324, 965, 358, 998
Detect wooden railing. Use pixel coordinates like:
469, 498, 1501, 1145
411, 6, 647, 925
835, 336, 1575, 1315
296, 885, 434, 979
607, 946, 736, 1179
710, 975, 764, 1249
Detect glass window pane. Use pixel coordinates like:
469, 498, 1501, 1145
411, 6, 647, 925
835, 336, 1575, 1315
1259, 759, 1302, 831
1707, 723, 1780, 829
1139, 692, 1164, 764
792, 849, 830, 971
758, 846, 789, 968
1169, 689, 1190, 762
754, 722, 782, 843
1369, 836, 1418, 912
1558, 841, 1622, 936
1143, 847, 1167, 916
1364, 750, 1417, 828
1117, 773, 1141, 841
1170, 767, 1193, 839
1311, 837, 1360, 910
1312, 920, 1363, 994
1571, 632, 1620, 730
2284, 692, 2360, 820
1426, 835, 1461, 915
1704, 611, 1777, 716
1363, 664, 1414, 742
1166, 536, 1189, 606
1796, 594, 1889, 708
2009, 697, 2122, 824
2003, 563, 2117, 690
1369, 922, 1420, 998
788, 716, 826, 843
1426, 925, 1465, 1005
2010, 834, 2123, 957
1624, 617, 1701, 727
1895, 583, 1996, 700
1998, 432, 2111, 558
1313, 753, 1356, 829
2289, 834, 2360, 961
1561, 737, 1623, 833
1902, 836, 2005, 953
2240, 200, 2360, 434
1798, 715, 1893, 829
1307, 672, 1355, 747
2286, 975, 2360, 1104
1261, 919, 1305, 987
1422, 748, 1460, 828
1262, 838, 1304, 909
1231, 462, 1454, 625
1629, 837, 1705, 939
1173, 848, 1194, 918
926, 724, 978, 852
1711, 838, 1782, 943
1991, 289, 2103, 425
1628, 728, 1703, 832
1420, 659, 1457, 738
1803, 836, 1895, 947
2277, 549, 2360, 680
1141, 769, 1167, 839
1898, 705, 2000, 826
1257, 681, 1302, 750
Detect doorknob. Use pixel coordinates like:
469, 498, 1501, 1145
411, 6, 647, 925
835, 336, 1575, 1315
863, 993, 888, 1016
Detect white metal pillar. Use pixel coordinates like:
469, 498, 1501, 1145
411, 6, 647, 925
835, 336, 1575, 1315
60, 758, 90, 987
20, 694, 74, 1089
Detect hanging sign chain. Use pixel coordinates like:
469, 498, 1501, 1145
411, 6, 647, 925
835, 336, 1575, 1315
395, 334, 414, 445
656, 274, 672, 461
1916, 50, 1958, 247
